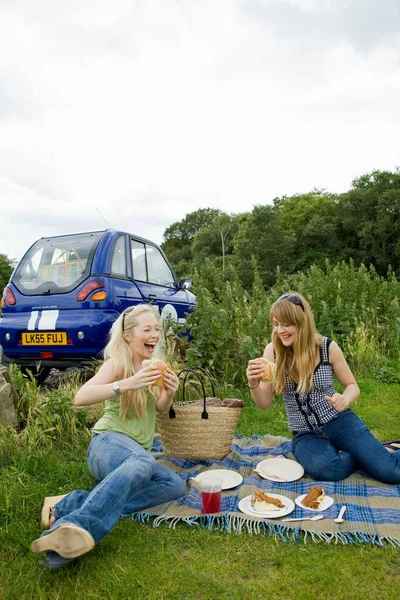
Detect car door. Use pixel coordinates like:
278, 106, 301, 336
129, 238, 192, 324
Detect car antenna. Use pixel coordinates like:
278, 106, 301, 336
96, 207, 110, 227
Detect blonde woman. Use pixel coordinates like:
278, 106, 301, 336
246, 293, 400, 483
31, 304, 184, 568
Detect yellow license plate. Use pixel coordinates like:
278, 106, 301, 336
21, 332, 67, 346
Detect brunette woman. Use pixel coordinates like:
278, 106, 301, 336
246, 293, 400, 483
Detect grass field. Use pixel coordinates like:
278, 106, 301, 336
1, 377, 400, 600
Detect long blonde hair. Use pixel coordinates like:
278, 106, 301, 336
270, 293, 322, 395
104, 304, 162, 419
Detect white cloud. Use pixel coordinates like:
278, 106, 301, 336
0, 0, 399, 261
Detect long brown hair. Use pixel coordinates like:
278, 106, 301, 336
103, 304, 161, 419
270, 293, 321, 395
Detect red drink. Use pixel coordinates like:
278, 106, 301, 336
201, 490, 222, 514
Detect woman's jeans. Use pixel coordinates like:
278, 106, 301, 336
44, 431, 184, 565
292, 409, 400, 483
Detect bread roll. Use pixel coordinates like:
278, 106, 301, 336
255, 357, 276, 383
142, 358, 169, 388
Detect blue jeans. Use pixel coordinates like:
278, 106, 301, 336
43, 431, 185, 567
292, 409, 400, 483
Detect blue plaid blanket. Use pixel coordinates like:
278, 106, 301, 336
129, 435, 400, 547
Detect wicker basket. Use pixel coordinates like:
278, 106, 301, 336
156, 367, 243, 460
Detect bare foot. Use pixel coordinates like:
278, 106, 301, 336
49, 513, 56, 527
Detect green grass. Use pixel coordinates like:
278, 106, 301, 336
1, 379, 400, 600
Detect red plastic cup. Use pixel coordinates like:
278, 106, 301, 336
200, 477, 222, 514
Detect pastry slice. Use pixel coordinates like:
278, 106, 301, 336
301, 486, 325, 509
251, 491, 285, 512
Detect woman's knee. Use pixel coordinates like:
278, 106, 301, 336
89, 432, 156, 479
378, 473, 400, 484
369, 463, 400, 485
306, 465, 350, 482
153, 465, 185, 498
298, 454, 354, 482
170, 473, 185, 498
117, 453, 156, 484
161, 472, 185, 501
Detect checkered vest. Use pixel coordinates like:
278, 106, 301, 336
282, 337, 339, 432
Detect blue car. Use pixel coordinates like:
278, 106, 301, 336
0, 229, 195, 383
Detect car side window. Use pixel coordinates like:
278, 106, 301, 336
111, 236, 127, 277
131, 240, 147, 281
130, 240, 175, 287
146, 245, 175, 287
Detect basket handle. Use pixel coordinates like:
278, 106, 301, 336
167, 368, 208, 420
189, 366, 215, 397
180, 366, 216, 416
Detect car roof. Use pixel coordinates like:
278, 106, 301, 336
38, 229, 160, 247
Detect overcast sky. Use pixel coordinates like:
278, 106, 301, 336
1, 0, 399, 262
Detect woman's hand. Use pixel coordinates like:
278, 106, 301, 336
162, 368, 179, 394
246, 344, 275, 410
124, 366, 162, 391
246, 359, 265, 388
328, 342, 360, 408
157, 368, 179, 412
325, 393, 349, 412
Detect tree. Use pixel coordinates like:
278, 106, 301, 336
161, 208, 221, 277
273, 190, 343, 271
233, 205, 295, 288
338, 169, 400, 274
0, 254, 17, 293
192, 213, 241, 274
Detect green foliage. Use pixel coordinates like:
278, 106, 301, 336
375, 366, 400, 384
162, 168, 400, 287
339, 169, 400, 273
182, 260, 400, 384
1, 378, 400, 599
279, 261, 400, 356
161, 207, 222, 278
233, 204, 295, 288
192, 213, 241, 275
8, 365, 92, 446
0, 253, 17, 293
273, 190, 343, 272
182, 262, 272, 382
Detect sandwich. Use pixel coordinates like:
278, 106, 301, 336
251, 491, 285, 512
255, 357, 276, 383
301, 486, 325, 509
142, 358, 169, 389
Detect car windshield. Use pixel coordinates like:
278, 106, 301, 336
13, 232, 104, 295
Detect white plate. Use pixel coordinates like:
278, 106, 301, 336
255, 457, 305, 482
238, 494, 295, 519
295, 493, 334, 512
192, 469, 243, 490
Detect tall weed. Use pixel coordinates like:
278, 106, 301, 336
183, 260, 400, 384
3, 365, 92, 455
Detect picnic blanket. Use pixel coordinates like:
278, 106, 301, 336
129, 434, 400, 547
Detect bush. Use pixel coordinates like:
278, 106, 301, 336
182, 260, 400, 384
375, 366, 400, 384
6, 365, 93, 449
183, 261, 272, 383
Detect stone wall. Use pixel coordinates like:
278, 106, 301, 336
0, 365, 18, 428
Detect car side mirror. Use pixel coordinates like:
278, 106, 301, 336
180, 278, 193, 290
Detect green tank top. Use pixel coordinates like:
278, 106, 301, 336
92, 392, 156, 451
